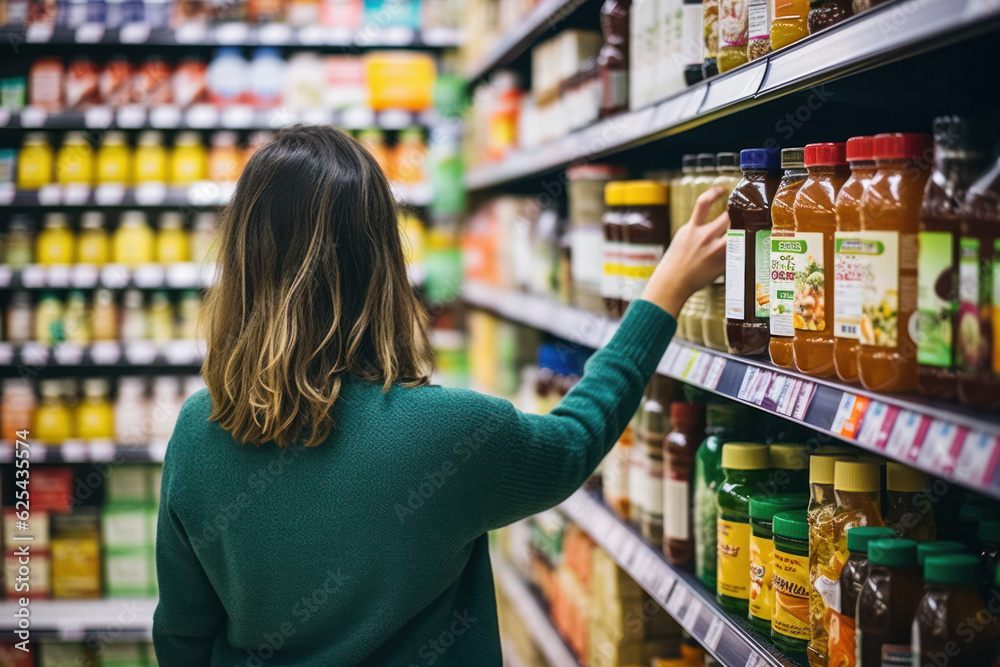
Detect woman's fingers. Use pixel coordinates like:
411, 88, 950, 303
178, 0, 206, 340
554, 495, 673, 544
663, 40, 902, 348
690, 187, 725, 225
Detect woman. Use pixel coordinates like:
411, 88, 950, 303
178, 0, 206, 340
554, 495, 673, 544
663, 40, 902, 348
153, 125, 729, 666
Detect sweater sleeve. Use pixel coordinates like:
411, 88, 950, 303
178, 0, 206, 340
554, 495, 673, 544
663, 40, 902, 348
477, 299, 676, 531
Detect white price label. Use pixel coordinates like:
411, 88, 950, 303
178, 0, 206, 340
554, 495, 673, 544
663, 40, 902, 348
0, 343, 14, 366
0, 266, 10, 287
187, 181, 222, 206
149, 105, 182, 128
135, 182, 167, 205
704, 357, 727, 390
258, 23, 292, 44
60, 440, 87, 461
119, 22, 151, 43
21, 342, 49, 366
856, 401, 889, 447
749, 370, 772, 405
214, 22, 248, 43
30, 444, 47, 463
46, 265, 71, 287
164, 340, 198, 365
0, 108, 10, 127
94, 183, 126, 206
21, 265, 46, 288
62, 183, 90, 205
174, 22, 208, 43
115, 105, 146, 128
687, 352, 712, 385
125, 341, 158, 365
762, 374, 786, 411
100, 264, 130, 288
166, 263, 200, 288
25, 24, 54, 43
667, 586, 688, 617
378, 109, 413, 130
737, 368, 758, 401
133, 264, 165, 287
37, 184, 62, 205
885, 411, 927, 460
341, 106, 375, 129
221, 104, 254, 128
683, 599, 701, 629
90, 341, 121, 365
88, 440, 117, 461
792, 382, 816, 421
20, 105, 46, 127
54, 342, 84, 365
955, 432, 1000, 486
671, 347, 695, 377
705, 616, 725, 651
185, 104, 219, 129
299, 108, 334, 127
71, 265, 99, 287
830, 393, 857, 435
917, 420, 962, 471
84, 106, 114, 128
0, 182, 14, 205
297, 25, 325, 45
75, 23, 105, 42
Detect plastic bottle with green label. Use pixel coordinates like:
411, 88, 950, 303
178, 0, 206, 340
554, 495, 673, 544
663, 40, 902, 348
918, 116, 983, 399
717, 442, 770, 614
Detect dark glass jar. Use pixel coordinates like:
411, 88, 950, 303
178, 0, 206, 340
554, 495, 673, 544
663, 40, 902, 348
856, 538, 921, 667
807, 0, 852, 34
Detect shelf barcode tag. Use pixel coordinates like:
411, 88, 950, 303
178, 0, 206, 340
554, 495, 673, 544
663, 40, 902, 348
21, 265, 46, 288
737, 368, 758, 401
885, 411, 929, 460
683, 599, 701, 629
75, 23, 104, 42
792, 382, 816, 421
119, 22, 151, 43
745, 653, 766, 667
704, 357, 726, 390
776, 378, 801, 416
749, 370, 772, 405
955, 432, 1000, 486
856, 401, 888, 447
38, 184, 62, 205
687, 351, 712, 385
61, 440, 87, 462
705, 616, 725, 651
917, 420, 964, 472
90, 341, 121, 365
667, 586, 688, 617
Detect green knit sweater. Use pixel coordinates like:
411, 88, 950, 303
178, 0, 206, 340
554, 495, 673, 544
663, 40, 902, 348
153, 299, 676, 666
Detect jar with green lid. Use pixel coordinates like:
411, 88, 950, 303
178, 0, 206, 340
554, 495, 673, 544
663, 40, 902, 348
748, 493, 809, 632
772, 509, 810, 653
694, 403, 758, 589
717, 442, 770, 613
856, 539, 921, 667
917, 540, 965, 569
767, 442, 810, 494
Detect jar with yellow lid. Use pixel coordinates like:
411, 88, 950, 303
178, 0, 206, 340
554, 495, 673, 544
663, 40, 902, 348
717, 442, 770, 614
171, 131, 207, 186
96, 131, 132, 185
77, 212, 109, 265
36, 213, 75, 265
34, 379, 72, 444
113, 211, 155, 266
620, 180, 669, 307
602, 181, 629, 318
133, 131, 168, 184
55, 131, 94, 186
884, 461, 935, 542
156, 212, 190, 263
18, 132, 54, 190
768, 442, 810, 493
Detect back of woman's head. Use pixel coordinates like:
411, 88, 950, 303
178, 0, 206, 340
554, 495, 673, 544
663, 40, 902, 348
202, 125, 432, 448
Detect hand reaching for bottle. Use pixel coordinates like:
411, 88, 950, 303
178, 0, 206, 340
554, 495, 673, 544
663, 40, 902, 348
641, 186, 730, 318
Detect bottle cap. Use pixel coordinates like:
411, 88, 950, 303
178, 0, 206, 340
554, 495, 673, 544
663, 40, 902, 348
103, 130, 127, 144
83, 378, 109, 398
176, 131, 202, 145
160, 211, 184, 229
868, 538, 917, 567
681, 154, 698, 172
834, 460, 880, 493
24, 131, 49, 144
773, 510, 809, 540
846, 526, 896, 553
924, 554, 980, 585
137, 130, 163, 146
804, 142, 848, 167
740, 147, 782, 171
886, 462, 931, 493
979, 519, 1000, 544
716, 152, 739, 170
872, 133, 933, 161
917, 541, 965, 567
749, 493, 809, 523
845, 136, 875, 162
721, 443, 769, 470
810, 453, 851, 485
696, 153, 717, 171
959, 502, 989, 523
669, 401, 704, 427
781, 148, 805, 169
604, 181, 627, 206
44, 212, 69, 228
769, 443, 809, 470
623, 180, 669, 206
62, 130, 88, 144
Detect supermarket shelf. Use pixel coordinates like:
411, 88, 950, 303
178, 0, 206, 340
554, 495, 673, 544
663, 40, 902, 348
462, 0, 590, 80
0, 263, 216, 291
0, 598, 156, 641
0, 340, 206, 373
559, 489, 802, 667
462, 282, 1000, 500
0, 106, 435, 132
0, 24, 460, 48
0, 181, 432, 208
465, 0, 1000, 190
492, 556, 581, 667
0, 440, 167, 463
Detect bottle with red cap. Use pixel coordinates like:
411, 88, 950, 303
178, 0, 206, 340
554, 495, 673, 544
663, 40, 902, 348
663, 400, 706, 570
792, 143, 850, 377
833, 136, 876, 383
857, 133, 933, 393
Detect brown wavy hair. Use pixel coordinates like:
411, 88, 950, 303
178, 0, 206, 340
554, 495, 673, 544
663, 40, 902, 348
202, 125, 433, 448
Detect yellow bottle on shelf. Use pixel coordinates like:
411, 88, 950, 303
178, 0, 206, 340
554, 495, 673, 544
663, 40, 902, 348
113, 211, 155, 266
34, 292, 65, 344
75, 378, 115, 440
148, 291, 175, 342
157, 212, 191, 263
190, 211, 218, 264
18, 132, 54, 190
171, 131, 207, 186
34, 380, 72, 444
133, 130, 169, 184
55, 131, 94, 186
91, 288, 119, 341
63, 290, 92, 344
36, 213, 76, 265
77, 212, 109, 265
96, 131, 132, 185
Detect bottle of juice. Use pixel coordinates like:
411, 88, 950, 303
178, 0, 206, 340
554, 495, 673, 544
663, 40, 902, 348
1, 379, 36, 442
35, 292, 65, 344
826, 526, 896, 667
671, 155, 698, 238
679, 154, 718, 340
75, 378, 114, 440
63, 290, 91, 344
17, 132, 54, 190
55, 131, 94, 186
6, 216, 35, 269
917, 117, 982, 398
833, 136, 876, 384
6, 293, 34, 343
769, 147, 807, 368
694, 402, 756, 590
91, 288, 118, 341
725, 148, 781, 357
36, 212, 75, 265
96, 131, 132, 185
884, 461, 935, 541
855, 538, 921, 667
717, 442, 770, 614
191, 211, 217, 264
77, 212, 109, 265
717, 0, 748, 72
176, 290, 201, 340
664, 401, 706, 570
121, 289, 148, 341
34, 379, 72, 444
148, 291, 174, 342
358, 128, 393, 180
394, 127, 426, 185
602, 181, 628, 318
770, 0, 809, 50
914, 554, 1000, 666
113, 211, 155, 266
133, 130, 168, 184
598, 0, 631, 118
956, 153, 1000, 409
208, 131, 241, 184
157, 212, 190, 263
858, 133, 932, 392
792, 142, 849, 378
748, 494, 809, 633
171, 132, 207, 186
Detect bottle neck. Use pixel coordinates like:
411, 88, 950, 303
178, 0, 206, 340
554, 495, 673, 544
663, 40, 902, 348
834, 488, 881, 510
725, 468, 767, 485
806, 164, 849, 177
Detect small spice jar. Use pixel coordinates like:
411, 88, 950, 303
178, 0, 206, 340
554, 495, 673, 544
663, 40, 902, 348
771, 509, 811, 654
747, 0, 772, 60
807, 0, 852, 34
748, 494, 809, 632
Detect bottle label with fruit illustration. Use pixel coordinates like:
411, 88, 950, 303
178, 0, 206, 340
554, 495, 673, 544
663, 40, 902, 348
749, 532, 774, 622
857, 231, 899, 347
958, 237, 987, 371
916, 231, 955, 367
772, 548, 810, 640
792, 233, 825, 332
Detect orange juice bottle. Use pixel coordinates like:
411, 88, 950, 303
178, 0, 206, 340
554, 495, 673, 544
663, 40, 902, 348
17, 132, 54, 190
208, 131, 241, 184
113, 211, 155, 266
134, 131, 168, 184
77, 212, 109, 265
393, 127, 426, 185
769, 148, 807, 368
96, 132, 132, 185
36, 213, 76, 265
832, 137, 876, 384
793, 143, 849, 378
171, 132, 207, 186
55, 132, 94, 186
858, 134, 932, 393
157, 212, 190, 263
358, 128, 393, 179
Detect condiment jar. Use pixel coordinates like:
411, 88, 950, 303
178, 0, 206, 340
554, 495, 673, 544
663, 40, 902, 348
771, 509, 811, 654
856, 538, 921, 667
883, 461, 935, 542
748, 494, 808, 632
717, 442, 770, 614
663, 401, 706, 569
620, 180, 669, 307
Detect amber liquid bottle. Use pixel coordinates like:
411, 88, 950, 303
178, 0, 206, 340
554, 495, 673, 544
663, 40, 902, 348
832, 136, 876, 383
856, 538, 922, 667
598, 0, 631, 118
858, 134, 932, 393
725, 148, 781, 357
769, 148, 807, 368
793, 143, 849, 378
918, 116, 982, 398
664, 401, 706, 569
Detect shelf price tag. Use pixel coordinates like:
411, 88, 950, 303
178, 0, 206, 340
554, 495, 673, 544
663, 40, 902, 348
21, 343, 49, 366
94, 183, 126, 206
917, 421, 964, 472
671, 347, 695, 377
0, 266, 10, 288
749, 370, 772, 405
683, 599, 701, 630
297, 25, 325, 45
46, 265, 71, 287
135, 182, 167, 206
745, 653, 766, 667
775, 378, 801, 416
792, 381, 816, 421
214, 22, 249, 43
149, 105, 182, 128
100, 264, 130, 288
21, 264, 46, 288
667, 586, 689, 617
25, 24, 53, 42
89, 440, 117, 461
119, 22, 151, 43
0, 343, 14, 366
90, 341, 121, 365
737, 368, 759, 401
884, 410, 930, 461
830, 394, 869, 440
760, 374, 786, 412
62, 183, 90, 205
0, 182, 14, 205
687, 351, 712, 385
857, 401, 889, 447
705, 616, 725, 651
955, 432, 1000, 486
378, 109, 413, 130
185, 104, 219, 129
38, 184, 62, 205
133, 264, 165, 288
175, 22, 208, 43
116, 105, 146, 128
166, 263, 200, 288
75, 23, 105, 42
258, 23, 292, 44
125, 341, 158, 365
60, 440, 87, 462
20, 106, 47, 128
54, 342, 84, 365
222, 104, 255, 128
84, 106, 114, 128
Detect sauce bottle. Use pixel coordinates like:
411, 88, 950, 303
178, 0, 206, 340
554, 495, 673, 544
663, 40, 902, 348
717, 442, 770, 614
77, 212, 109, 265
917, 117, 982, 398
621, 180, 669, 307
914, 554, 1000, 666
63, 290, 91, 344
833, 136, 876, 384
75, 378, 114, 440
694, 402, 756, 590
639, 377, 670, 545
770, 0, 809, 50
55, 131, 94, 186
858, 133, 933, 393
34, 379, 72, 444
702, 0, 720, 77
884, 461, 935, 542
717, 0, 749, 73
157, 212, 190, 263
602, 181, 628, 317
664, 401, 706, 569
679, 154, 718, 341
113, 211, 155, 266
36, 212, 75, 265
134, 130, 168, 184
17, 132, 54, 190
95, 131, 132, 185
957, 152, 1000, 409
598, 0, 630, 117
771, 509, 812, 655
748, 494, 809, 633
856, 538, 921, 667
793, 143, 849, 377
769, 147, 807, 368
826, 526, 896, 667
725, 147, 781, 357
